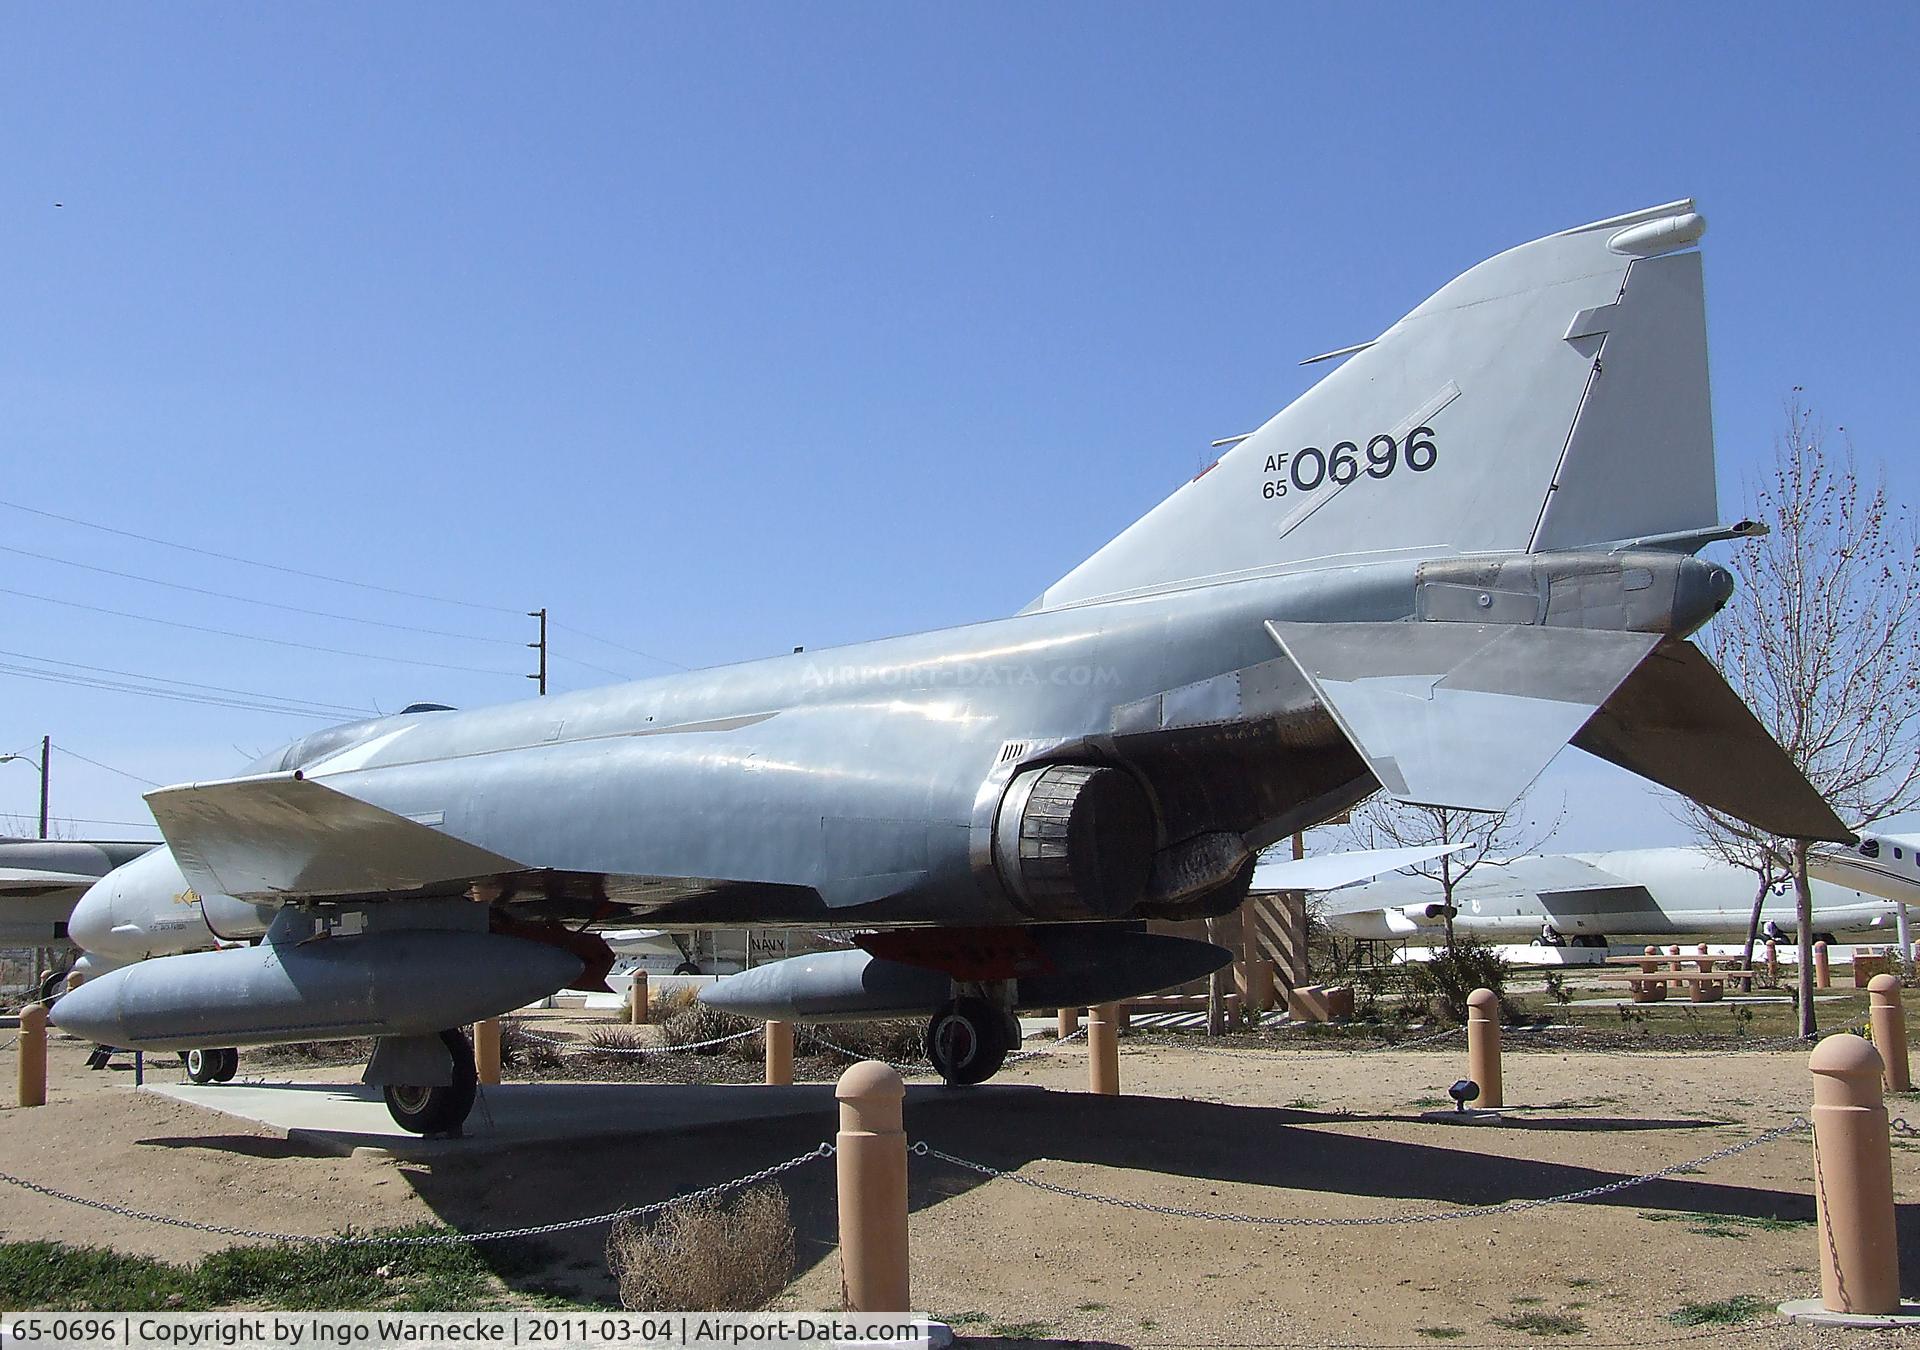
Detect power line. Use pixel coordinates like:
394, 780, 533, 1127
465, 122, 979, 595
0, 585, 520, 677
552, 620, 687, 672
0, 541, 520, 646
0, 661, 355, 720
551, 651, 634, 681
0, 648, 370, 719
0, 497, 522, 615
41, 815, 162, 832
50, 743, 163, 788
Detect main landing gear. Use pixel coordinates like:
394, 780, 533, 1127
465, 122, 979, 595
924, 996, 1021, 1087
382, 1029, 478, 1135
181, 1047, 240, 1083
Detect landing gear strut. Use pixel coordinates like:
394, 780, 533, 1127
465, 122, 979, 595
924, 996, 1015, 1086
383, 1029, 477, 1135
181, 1047, 240, 1083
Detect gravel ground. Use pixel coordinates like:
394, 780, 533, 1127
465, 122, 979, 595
5, 1010, 1920, 1348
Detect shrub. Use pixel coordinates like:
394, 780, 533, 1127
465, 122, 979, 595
1399, 942, 1520, 1025
799, 1019, 925, 1065
606, 1185, 793, 1311
660, 1001, 758, 1056
498, 1018, 561, 1072
648, 984, 699, 1022
585, 1027, 650, 1065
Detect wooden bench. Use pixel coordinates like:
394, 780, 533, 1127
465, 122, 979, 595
1593, 947, 1754, 1003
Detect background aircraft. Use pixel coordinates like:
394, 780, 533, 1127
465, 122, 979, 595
1, 837, 153, 998
1316, 830, 1919, 949
57, 201, 1848, 1132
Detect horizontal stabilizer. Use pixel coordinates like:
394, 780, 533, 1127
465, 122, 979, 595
1269, 620, 1661, 813
146, 773, 524, 902
1250, 844, 1467, 893
1571, 640, 1851, 843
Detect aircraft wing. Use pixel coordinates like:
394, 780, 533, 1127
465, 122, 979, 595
143, 772, 821, 917
146, 772, 529, 901
1249, 844, 1467, 893
1268, 620, 1659, 813
0, 866, 113, 896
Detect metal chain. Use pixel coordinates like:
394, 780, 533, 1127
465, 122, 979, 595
515, 1026, 760, 1055
1890, 1115, 1920, 1140
0, 1143, 834, 1246
912, 1119, 1810, 1227
1165, 1025, 1464, 1059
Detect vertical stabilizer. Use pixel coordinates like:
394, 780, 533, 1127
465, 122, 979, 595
1030, 202, 1720, 611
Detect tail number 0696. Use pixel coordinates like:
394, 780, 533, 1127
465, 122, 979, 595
1259, 427, 1437, 500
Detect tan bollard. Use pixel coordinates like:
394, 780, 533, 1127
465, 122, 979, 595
17, 1002, 47, 1108
1869, 974, 1911, 1093
836, 1061, 910, 1312
65, 970, 85, 992
1808, 1035, 1901, 1314
1087, 1002, 1120, 1097
628, 969, 649, 1025
1466, 987, 1502, 1109
1057, 1008, 1079, 1039
1815, 941, 1832, 990
474, 1018, 502, 1086
765, 1020, 794, 1085
1767, 940, 1780, 983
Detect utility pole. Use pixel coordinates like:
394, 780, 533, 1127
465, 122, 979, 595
1, 738, 49, 838
528, 608, 548, 695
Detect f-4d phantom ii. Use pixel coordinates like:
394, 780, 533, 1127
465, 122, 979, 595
58, 200, 1849, 1133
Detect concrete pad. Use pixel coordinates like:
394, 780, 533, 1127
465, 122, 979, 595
145, 1079, 1042, 1159
1779, 1297, 1920, 1327
146, 1080, 838, 1158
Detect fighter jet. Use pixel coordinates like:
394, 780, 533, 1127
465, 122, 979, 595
1, 836, 154, 996
1315, 831, 1917, 949
57, 200, 1848, 1132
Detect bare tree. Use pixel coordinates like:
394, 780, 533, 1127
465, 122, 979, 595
1346, 796, 1560, 948
1689, 396, 1920, 1037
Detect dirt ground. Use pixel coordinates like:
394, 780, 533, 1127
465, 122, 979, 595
5, 1009, 1920, 1349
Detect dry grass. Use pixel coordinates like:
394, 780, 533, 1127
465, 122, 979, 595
605, 1185, 794, 1311
498, 1018, 561, 1072
799, 1019, 925, 1065
647, 984, 700, 1022
659, 1001, 761, 1058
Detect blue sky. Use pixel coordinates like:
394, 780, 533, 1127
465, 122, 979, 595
3, 5, 1915, 850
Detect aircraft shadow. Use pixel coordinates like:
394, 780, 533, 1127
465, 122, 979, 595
353, 1083, 1855, 1307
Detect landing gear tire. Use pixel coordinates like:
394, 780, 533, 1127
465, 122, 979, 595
1816, 932, 1839, 947
672, 961, 700, 976
382, 1029, 477, 1135
182, 1047, 238, 1084
924, 997, 1013, 1087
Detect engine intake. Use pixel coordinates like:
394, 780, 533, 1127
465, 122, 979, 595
993, 764, 1155, 920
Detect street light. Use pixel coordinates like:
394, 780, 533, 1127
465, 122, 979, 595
0, 734, 50, 838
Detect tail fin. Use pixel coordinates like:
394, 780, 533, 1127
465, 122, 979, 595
1030, 201, 1718, 611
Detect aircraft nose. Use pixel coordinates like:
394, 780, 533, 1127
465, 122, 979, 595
67, 877, 119, 956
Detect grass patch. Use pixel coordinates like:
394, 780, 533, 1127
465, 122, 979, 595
0, 1227, 505, 1312
1416, 1329, 1466, 1340
988, 1321, 1053, 1339
1282, 1097, 1323, 1110
1510, 1295, 1544, 1305
1566, 1277, 1596, 1288
1639, 1211, 1808, 1239
1490, 1310, 1586, 1336
1668, 1294, 1767, 1326
1074, 1301, 1107, 1312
